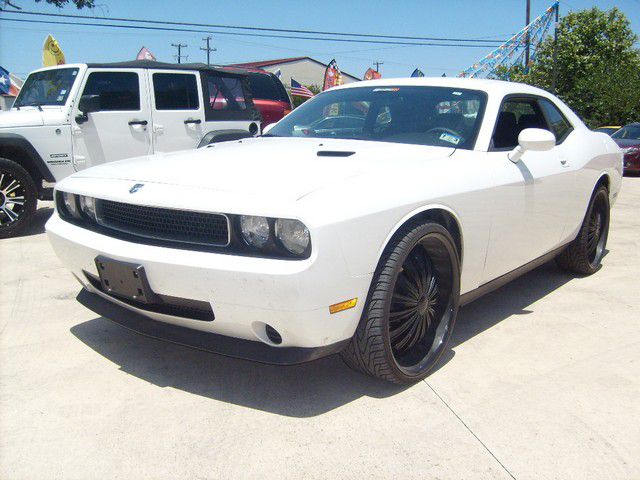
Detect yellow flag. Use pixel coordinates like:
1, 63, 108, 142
43, 34, 66, 67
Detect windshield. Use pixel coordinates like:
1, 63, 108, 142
612, 125, 640, 140
14, 68, 79, 108
268, 86, 487, 149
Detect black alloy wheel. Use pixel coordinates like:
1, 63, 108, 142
342, 222, 460, 384
556, 185, 610, 275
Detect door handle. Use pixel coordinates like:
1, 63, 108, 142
184, 119, 202, 125
128, 120, 148, 126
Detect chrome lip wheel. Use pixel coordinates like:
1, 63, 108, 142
0, 172, 26, 226
389, 237, 455, 375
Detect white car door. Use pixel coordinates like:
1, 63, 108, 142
72, 68, 152, 170
149, 69, 205, 153
481, 96, 572, 283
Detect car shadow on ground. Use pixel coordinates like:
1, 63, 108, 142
70, 260, 575, 418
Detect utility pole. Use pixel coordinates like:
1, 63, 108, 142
171, 43, 188, 64
524, 0, 531, 67
551, 2, 560, 93
373, 61, 384, 73
200, 36, 216, 65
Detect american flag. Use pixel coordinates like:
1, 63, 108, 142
290, 78, 314, 98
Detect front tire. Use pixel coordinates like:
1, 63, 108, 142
556, 185, 610, 275
341, 222, 460, 384
0, 158, 38, 239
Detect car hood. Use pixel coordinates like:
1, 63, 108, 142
72, 137, 455, 201
0, 106, 68, 128
0, 108, 45, 128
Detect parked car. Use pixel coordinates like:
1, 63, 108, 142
611, 123, 640, 175
223, 67, 292, 126
594, 125, 621, 136
47, 77, 622, 384
0, 60, 261, 238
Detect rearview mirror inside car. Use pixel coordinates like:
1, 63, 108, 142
509, 128, 556, 163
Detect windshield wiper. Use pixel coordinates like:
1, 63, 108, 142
22, 103, 44, 111
261, 133, 280, 137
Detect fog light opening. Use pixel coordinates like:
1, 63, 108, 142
265, 324, 282, 345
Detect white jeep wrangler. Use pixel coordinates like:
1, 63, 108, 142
0, 60, 261, 238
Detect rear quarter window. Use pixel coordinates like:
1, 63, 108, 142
248, 73, 288, 102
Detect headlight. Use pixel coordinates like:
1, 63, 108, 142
240, 215, 271, 249
61, 191, 80, 218
275, 218, 310, 255
79, 195, 97, 220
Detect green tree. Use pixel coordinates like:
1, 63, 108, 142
291, 84, 321, 109
3, 0, 94, 9
512, 7, 640, 128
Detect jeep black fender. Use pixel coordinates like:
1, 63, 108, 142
197, 129, 255, 148
0, 133, 55, 183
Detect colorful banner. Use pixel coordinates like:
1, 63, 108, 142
411, 68, 425, 77
43, 34, 66, 67
323, 59, 343, 91
136, 46, 156, 61
363, 68, 382, 81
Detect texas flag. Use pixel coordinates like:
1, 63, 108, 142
0, 66, 21, 97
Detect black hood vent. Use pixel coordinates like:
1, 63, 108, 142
317, 150, 355, 157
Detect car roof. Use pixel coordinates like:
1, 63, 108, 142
28, 61, 248, 77
332, 76, 554, 98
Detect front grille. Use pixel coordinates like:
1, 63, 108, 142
97, 200, 229, 247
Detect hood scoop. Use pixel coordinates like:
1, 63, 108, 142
317, 150, 355, 157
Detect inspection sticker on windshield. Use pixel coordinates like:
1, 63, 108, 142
440, 132, 461, 145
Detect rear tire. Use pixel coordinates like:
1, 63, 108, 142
556, 185, 609, 275
0, 158, 38, 239
341, 222, 460, 384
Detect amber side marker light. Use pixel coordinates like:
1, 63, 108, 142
329, 298, 358, 314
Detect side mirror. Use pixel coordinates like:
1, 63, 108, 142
75, 94, 100, 124
262, 123, 276, 135
508, 128, 556, 163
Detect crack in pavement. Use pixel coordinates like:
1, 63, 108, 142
424, 380, 516, 480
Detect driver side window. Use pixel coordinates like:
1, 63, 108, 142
492, 99, 548, 149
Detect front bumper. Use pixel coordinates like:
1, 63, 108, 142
46, 213, 372, 354
76, 289, 349, 364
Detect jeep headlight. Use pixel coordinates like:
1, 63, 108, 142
240, 215, 271, 249
275, 218, 310, 256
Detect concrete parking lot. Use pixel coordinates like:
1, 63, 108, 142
1, 178, 638, 479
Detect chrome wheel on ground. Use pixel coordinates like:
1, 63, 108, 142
0, 158, 37, 239
556, 184, 610, 275
342, 222, 460, 384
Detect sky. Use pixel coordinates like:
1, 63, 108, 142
1, 0, 639, 81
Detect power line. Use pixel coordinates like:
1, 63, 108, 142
0, 17, 501, 48
0, 8, 508, 44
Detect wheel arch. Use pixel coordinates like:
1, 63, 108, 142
594, 172, 610, 192
377, 204, 464, 267
0, 133, 55, 184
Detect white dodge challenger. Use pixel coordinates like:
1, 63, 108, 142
47, 77, 622, 384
